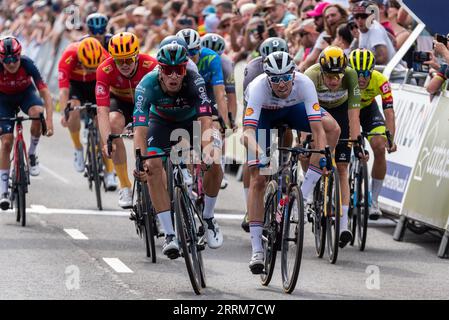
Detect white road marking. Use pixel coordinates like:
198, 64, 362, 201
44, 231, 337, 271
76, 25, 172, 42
103, 258, 133, 273
4, 206, 245, 220
64, 228, 89, 240
40, 164, 70, 184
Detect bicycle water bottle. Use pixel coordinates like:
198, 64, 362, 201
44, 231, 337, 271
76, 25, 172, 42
275, 197, 288, 224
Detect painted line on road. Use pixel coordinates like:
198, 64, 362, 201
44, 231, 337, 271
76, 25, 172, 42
40, 164, 70, 185
7, 206, 245, 220
103, 258, 133, 273
64, 228, 89, 240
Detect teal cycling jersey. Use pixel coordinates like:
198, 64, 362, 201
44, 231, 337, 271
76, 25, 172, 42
196, 47, 224, 104
133, 68, 213, 125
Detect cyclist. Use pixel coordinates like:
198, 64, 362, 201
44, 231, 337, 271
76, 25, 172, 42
243, 51, 340, 274
0, 36, 53, 209
58, 37, 117, 190
200, 33, 237, 189
82, 13, 113, 50
240, 37, 289, 233
348, 48, 397, 220
159, 35, 199, 73
304, 46, 365, 248
177, 29, 231, 190
133, 43, 224, 258
96, 32, 157, 209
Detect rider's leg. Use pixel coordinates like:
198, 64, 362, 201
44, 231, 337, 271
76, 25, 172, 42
369, 134, 387, 218
0, 133, 14, 205
248, 166, 266, 254
109, 111, 131, 189
26, 105, 45, 157
67, 100, 82, 150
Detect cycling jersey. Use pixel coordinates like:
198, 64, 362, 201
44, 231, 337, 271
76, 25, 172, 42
221, 55, 235, 94
244, 71, 322, 128
196, 47, 224, 104
360, 70, 393, 110
58, 42, 109, 89
0, 56, 47, 94
95, 54, 157, 107
304, 64, 361, 109
133, 68, 213, 125
243, 56, 263, 94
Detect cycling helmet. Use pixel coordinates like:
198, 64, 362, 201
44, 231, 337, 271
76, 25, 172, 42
77, 37, 104, 69
108, 32, 139, 59
263, 51, 295, 75
86, 13, 108, 35
201, 33, 226, 55
0, 36, 22, 60
348, 48, 375, 72
157, 44, 188, 66
259, 37, 288, 58
319, 46, 347, 74
176, 28, 201, 50
160, 35, 188, 51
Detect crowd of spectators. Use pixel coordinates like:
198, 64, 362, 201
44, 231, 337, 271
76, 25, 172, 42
0, 0, 426, 82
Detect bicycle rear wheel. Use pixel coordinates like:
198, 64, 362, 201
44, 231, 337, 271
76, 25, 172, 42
357, 162, 369, 251
325, 170, 341, 264
260, 180, 278, 286
281, 184, 304, 294
141, 183, 156, 262
348, 162, 357, 246
174, 186, 203, 295
89, 131, 102, 210
312, 180, 326, 258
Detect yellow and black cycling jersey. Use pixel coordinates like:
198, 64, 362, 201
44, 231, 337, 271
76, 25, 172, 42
360, 70, 393, 110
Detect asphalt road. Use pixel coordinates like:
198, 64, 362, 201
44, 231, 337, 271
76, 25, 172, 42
0, 115, 448, 300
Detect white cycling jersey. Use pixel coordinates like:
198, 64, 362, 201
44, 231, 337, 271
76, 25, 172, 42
243, 71, 322, 128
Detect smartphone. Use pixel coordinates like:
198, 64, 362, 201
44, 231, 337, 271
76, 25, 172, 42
413, 51, 431, 62
435, 33, 448, 46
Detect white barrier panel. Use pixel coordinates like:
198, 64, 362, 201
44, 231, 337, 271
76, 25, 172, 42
377, 84, 439, 214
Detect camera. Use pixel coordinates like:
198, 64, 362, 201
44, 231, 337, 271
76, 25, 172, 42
435, 33, 448, 46
257, 24, 265, 35
413, 51, 431, 63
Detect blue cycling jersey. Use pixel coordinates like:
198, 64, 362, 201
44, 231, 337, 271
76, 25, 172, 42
196, 47, 224, 104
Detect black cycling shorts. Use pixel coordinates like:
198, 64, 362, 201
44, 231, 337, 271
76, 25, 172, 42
110, 95, 134, 125
69, 80, 96, 105
360, 100, 386, 136
325, 101, 351, 163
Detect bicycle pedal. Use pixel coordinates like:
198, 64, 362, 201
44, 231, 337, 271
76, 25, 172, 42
198, 226, 205, 237
197, 243, 205, 251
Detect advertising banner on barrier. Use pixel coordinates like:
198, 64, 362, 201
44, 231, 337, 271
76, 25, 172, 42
400, 94, 449, 229
377, 84, 438, 214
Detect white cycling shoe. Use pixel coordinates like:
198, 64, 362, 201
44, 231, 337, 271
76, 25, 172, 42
249, 251, 264, 274
74, 148, 85, 173
204, 217, 223, 249
118, 187, 132, 209
104, 172, 118, 191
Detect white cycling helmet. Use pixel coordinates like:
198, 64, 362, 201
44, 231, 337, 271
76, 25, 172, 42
176, 28, 201, 50
263, 51, 295, 75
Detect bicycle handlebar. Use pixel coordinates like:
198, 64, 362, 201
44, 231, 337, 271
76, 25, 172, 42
0, 112, 46, 135
107, 132, 134, 155
278, 145, 333, 171
64, 103, 98, 121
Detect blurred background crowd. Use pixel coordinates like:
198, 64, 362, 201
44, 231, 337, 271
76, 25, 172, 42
2, 0, 448, 94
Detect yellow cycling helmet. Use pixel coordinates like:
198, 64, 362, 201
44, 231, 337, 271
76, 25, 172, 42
108, 32, 139, 59
348, 48, 376, 73
319, 46, 347, 74
77, 37, 104, 68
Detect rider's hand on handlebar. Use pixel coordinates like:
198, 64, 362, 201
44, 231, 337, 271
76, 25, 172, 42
133, 168, 147, 182
45, 118, 54, 137
102, 143, 116, 159
387, 141, 397, 153
354, 144, 369, 162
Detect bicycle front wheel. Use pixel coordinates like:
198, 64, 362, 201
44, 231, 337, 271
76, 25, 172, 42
357, 162, 369, 251
141, 183, 156, 262
89, 131, 102, 210
348, 161, 357, 247
312, 180, 326, 258
260, 180, 278, 286
281, 184, 304, 294
325, 170, 341, 264
174, 186, 203, 295
16, 141, 27, 227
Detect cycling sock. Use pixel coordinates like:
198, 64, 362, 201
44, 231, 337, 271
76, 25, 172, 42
203, 195, 217, 219
28, 136, 40, 156
115, 163, 132, 188
158, 210, 175, 236
371, 178, 383, 204
0, 169, 9, 195
249, 221, 263, 253
103, 157, 114, 174
300, 164, 322, 201
340, 205, 349, 231
70, 131, 83, 150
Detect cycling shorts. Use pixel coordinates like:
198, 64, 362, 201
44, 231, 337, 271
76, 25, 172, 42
360, 100, 386, 141
325, 101, 351, 163
69, 80, 96, 105
0, 85, 43, 135
110, 95, 134, 125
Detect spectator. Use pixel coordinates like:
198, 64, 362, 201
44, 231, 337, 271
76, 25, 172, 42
387, 0, 411, 49
307, 1, 329, 33
293, 18, 320, 64
334, 23, 354, 55
243, 16, 268, 59
353, 1, 396, 65
264, 0, 297, 28
323, 4, 348, 42
217, 13, 233, 37
425, 36, 449, 94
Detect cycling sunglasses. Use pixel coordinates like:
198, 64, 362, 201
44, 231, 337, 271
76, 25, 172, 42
188, 48, 200, 56
114, 56, 137, 66
2, 56, 19, 64
160, 63, 187, 76
268, 73, 293, 84
357, 70, 371, 78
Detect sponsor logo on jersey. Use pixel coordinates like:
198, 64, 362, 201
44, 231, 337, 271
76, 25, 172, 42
96, 84, 106, 96
102, 65, 113, 74
380, 81, 391, 94
135, 95, 144, 113
138, 116, 146, 122
199, 106, 210, 114
142, 60, 154, 69
65, 56, 72, 65
58, 71, 66, 81
312, 103, 320, 111
245, 107, 254, 116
